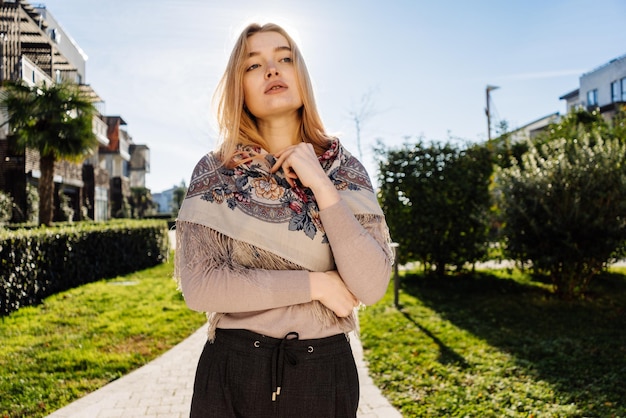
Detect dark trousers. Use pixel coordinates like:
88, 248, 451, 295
190, 328, 359, 418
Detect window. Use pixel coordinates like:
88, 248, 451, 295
587, 89, 598, 106
622, 77, 626, 102
95, 186, 108, 221
611, 80, 621, 102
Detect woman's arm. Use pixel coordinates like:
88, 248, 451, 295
318, 200, 393, 305
272, 143, 394, 305
175, 222, 357, 316
175, 222, 309, 313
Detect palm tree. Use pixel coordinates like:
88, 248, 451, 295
1, 81, 97, 226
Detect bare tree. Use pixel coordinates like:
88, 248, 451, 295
349, 89, 378, 161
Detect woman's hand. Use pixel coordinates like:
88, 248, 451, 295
271, 143, 324, 189
272, 143, 340, 209
309, 270, 359, 317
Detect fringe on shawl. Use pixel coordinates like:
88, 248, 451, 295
356, 213, 396, 266
174, 220, 363, 341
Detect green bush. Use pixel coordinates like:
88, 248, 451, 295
497, 135, 626, 298
0, 191, 13, 224
0, 219, 170, 315
376, 139, 494, 273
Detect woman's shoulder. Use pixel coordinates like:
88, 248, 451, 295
323, 137, 361, 167
325, 137, 357, 161
191, 151, 223, 182
191, 150, 223, 172
327, 138, 375, 192
185, 151, 226, 196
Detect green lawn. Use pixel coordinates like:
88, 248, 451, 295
359, 268, 626, 417
0, 257, 206, 418
3, 258, 625, 418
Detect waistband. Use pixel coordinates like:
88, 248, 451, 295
214, 328, 352, 401
214, 328, 351, 355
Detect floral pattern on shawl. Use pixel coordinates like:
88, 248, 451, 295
185, 139, 373, 241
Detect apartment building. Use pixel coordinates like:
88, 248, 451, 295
507, 53, 626, 142
0, 0, 149, 222
100, 116, 152, 218
560, 53, 626, 118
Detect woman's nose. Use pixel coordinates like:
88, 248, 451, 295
265, 63, 279, 79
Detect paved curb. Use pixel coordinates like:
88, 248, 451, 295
46, 324, 401, 418
351, 333, 404, 418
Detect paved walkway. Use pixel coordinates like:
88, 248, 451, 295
46, 323, 401, 418
46, 230, 400, 417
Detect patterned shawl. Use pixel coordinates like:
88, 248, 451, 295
177, 138, 383, 272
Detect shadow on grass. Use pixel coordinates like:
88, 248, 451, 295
398, 309, 470, 369
400, 270, 626, 414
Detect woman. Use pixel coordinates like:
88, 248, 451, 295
175, 22, 393, 418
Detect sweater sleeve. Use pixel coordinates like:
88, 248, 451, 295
318, 199, 394, 305
174, 221, 312, 313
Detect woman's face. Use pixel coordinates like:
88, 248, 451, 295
242, 31, 303, 121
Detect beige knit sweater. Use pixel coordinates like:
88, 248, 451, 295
175, 199, 393, 340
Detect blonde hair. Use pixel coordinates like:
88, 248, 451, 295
214, 22, 331, 166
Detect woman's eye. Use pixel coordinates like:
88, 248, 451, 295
246, 63, 260, 72
280, 57, 293, 63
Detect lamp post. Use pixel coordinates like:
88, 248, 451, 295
390, 242, 400, 308
485, 85, 499, 141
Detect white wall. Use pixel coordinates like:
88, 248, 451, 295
579, 55, 626, 107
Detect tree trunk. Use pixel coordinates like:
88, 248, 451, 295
39, 154, 55, 226
435, 261, 446, 277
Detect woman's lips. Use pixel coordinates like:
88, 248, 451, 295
265, 81, 287, 94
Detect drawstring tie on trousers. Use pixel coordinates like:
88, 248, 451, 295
271, 332, 300, 401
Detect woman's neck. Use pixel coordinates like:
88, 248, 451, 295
257, 113, 301, 153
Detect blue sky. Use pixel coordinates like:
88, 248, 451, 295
39, 0, 626, 192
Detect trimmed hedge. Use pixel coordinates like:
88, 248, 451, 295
0, 220, 170, 316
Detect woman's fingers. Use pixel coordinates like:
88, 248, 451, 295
270, 148, 291, 172
310, 270, 359, 318
271, 143, 324, 189
272, 143, 314, 171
